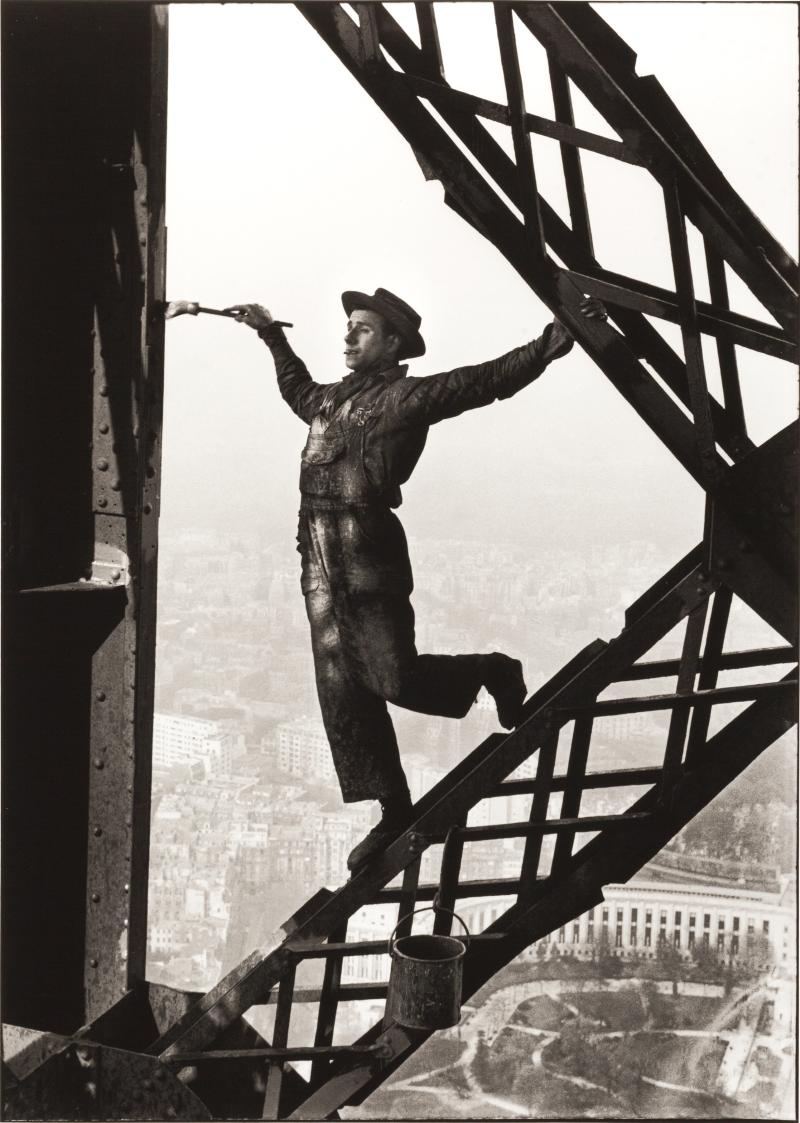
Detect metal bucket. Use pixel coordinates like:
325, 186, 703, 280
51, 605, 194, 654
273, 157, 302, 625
386, 906, 470, 1030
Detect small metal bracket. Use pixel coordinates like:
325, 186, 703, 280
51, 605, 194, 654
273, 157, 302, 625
85, 545, 130, 588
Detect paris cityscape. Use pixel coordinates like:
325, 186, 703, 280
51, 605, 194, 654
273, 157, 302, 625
146, 524, 795, 1118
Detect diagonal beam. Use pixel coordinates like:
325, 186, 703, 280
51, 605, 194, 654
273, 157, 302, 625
514, 3, 798, 332
548, 51, 594, 252
351, 3, 757, 465
299, 1, 728, 490
494, 3, 547, 264
405, 73, 642, 165
563, 267, 796, 363
663, 174, 721, 488
286, 674, 797, 1119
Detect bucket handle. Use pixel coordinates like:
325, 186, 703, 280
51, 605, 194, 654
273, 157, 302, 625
388, 903, 471, 957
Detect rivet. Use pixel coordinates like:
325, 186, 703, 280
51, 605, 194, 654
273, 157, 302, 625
139, 235, 147, 246
125, 817, 132, 828
124, 883, 130, 893
133, 424, 140, 438
93, 826, 103, 837
99, 385, 109, 397
716, 556, 731, 572
128, 715, 136, 724
121, 949, 128, 962
138, 194, 147, 206
93, 758, 104, 770
143, 503, 153, 514
96, 690, 106, 701
98, 422, 109, 434
91, 893, 100, 903
127, 785, 133, 794
128, 750, 134, 759
139, 273, 147, 283
111, 568, 121, 582
146, 465, 155, 478
123, 918, 129, 928
143, 1080, 154, 1092
98, 497, 108, 509
89, 958, 99, 968
96, 459, 109, 471
166, 1108, 177, 1118
111, 478, 121, 491
155, 1068, 167, 1081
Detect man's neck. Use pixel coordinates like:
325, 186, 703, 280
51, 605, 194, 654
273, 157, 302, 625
348, 355, 399, 381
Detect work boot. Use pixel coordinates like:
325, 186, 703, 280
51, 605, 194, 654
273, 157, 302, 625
483, 653, 527, 730
347, 792, 413, 874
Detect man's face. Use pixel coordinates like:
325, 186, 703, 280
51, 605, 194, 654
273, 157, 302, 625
344, 309, 398, 373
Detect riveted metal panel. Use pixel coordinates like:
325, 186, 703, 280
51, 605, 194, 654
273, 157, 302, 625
2, 1, 168, 1031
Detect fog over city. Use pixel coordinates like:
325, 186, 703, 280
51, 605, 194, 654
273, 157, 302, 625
148, 5, 797, 1118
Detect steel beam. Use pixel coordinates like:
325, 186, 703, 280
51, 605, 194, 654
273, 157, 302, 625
2, 1, 168, 1030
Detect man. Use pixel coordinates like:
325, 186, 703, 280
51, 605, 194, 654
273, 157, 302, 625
227, 289, 606, 871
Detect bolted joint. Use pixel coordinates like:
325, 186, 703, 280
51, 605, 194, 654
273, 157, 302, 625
372, 1039, 394, 1063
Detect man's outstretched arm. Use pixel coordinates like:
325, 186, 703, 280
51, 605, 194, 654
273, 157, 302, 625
226, 303, 326, 425
389, 299, 605, 428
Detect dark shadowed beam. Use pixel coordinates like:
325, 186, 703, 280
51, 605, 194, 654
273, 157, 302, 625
298, 1, 726, 491
494, 3, 548, 266
405, 73, 643, 165
548, 53, 593, 253
284, 676, 797, 1119
563, 267, 796, 363
704, 239, 748, 445
367, 4, 756, 464
514, 3, 798, 333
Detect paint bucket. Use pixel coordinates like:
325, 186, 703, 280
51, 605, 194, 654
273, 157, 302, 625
386, 906, 470, 1030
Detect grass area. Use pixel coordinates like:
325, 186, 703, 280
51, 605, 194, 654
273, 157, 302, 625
513, 994, 573, 1031
648, 994, 725, 1030
388, 1035, 465, 1082
476, 1027, 536, 1093
567, 990, 647, 1030
511, 1070, 629, 1118
589, 1030, 728, 1087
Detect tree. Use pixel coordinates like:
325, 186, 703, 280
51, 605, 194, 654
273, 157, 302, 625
691, 940, 722, 982
472, 1032, 493, 1091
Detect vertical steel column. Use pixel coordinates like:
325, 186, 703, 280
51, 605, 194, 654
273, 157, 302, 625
414, 2, 444, 80
517, 732, 559, 905
663, 174, 720, 489
1, 1, 168, 1031
547, 55, 594, 254
704, 239, 748, 455
494, 3, 548, 267
309, 923, 347, 1087
84, 4, 169, 1023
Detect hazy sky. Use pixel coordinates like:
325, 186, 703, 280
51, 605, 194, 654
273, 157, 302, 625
162, 2, 798, 558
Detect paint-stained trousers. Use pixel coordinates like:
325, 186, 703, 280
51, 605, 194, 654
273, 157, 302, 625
305, 585, 487, 803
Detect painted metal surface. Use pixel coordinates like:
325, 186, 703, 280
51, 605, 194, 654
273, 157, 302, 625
2, 1, 168, 1030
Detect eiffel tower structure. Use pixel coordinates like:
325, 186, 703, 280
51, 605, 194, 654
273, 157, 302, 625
2, 3, 796, 1120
